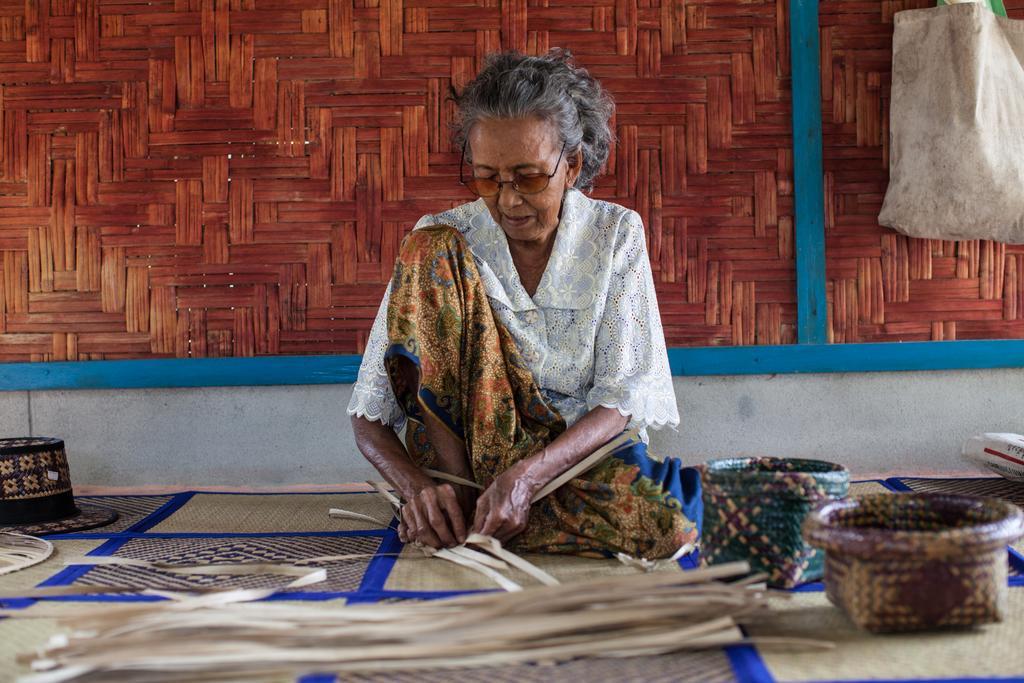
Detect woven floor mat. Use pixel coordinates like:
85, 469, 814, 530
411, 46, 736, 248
895, 478, 1024, 574
326, 650, 738, 683
848, 480, 892, 495
1, 484, 1022, 683
0, 614, 64, 681
894, 476, 1024, 505
72, 535, 381, 593
0, 539, 105, 595
749, 588, 1024, 681
383, 543, 686, 592
74, 495, 176, 533
150, 492, 395, 533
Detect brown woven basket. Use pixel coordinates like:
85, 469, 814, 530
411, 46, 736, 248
803, 493, 1024, 633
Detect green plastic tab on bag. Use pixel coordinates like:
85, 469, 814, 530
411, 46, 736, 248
937, 0, 1007, 17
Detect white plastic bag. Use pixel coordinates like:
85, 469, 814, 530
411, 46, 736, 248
962, 433, 1024, 480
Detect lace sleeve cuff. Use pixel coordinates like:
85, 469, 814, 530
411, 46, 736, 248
346, 280, 405, 430
586, 377, 680, 433
346, 372, 406, 431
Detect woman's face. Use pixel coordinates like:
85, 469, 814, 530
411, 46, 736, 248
467, 116, 581, 244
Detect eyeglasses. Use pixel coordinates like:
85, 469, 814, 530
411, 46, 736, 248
460, 141, 567, 197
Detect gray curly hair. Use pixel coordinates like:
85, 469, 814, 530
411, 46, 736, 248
452, 49, 615, 193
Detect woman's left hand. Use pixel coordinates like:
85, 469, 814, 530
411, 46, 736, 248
471, 462, 540, 543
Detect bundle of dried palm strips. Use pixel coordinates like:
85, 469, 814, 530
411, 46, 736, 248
0, 532, 53, 576
15, 560, 826, 682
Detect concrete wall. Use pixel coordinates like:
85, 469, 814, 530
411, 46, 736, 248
4, 368, 1022, 488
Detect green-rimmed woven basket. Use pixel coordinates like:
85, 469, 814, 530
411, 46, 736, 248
700, 457, 849, 588
804, 493, 1024, 632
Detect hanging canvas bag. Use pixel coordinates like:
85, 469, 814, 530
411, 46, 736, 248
937, 0, 1006, 16
878, 3, 1024, 243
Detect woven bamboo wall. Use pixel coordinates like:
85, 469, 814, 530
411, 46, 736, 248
9, 2, 1024, 361
823, 0, 1024, 342
0, 0, 796, 361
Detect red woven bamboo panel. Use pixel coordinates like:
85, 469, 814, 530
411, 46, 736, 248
822, 0, 1024, 343
0, 0, 795, 361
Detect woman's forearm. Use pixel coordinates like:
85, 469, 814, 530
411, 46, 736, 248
469, 406, 630, 540
513, 406, 630, 495
350, 415, 434, 499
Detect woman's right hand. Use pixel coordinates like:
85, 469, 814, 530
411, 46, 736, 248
397, 482, 469, 548
351, 416, 472, 549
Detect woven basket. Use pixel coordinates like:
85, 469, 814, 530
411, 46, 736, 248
803, 493, 1024, 633
700, 457, 849, 588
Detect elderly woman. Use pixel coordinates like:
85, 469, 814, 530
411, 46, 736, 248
347, 50, 701, 559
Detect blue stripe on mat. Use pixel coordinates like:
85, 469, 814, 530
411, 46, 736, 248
678, 550, 700, 570
126, 491, 195, 532
355, 589, 486, 600
726, 640, 775, 683
883, 477, 915, 492
1010, 547, 1024, 573
789, 581, 824, 593
803, 679, 1024, 683
36, 537, 131, 588
1010, 544, 1024, 587
0, 598, 34, 609
351, 523, 405, 600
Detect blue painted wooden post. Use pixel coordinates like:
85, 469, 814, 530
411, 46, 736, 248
789, 0, 829, 345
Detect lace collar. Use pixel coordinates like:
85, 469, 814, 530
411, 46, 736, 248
461, 188, 599, 312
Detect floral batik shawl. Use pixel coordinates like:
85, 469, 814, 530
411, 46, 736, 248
383, 224, 700, 559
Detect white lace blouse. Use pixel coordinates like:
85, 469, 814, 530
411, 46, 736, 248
346, 188, 680, 440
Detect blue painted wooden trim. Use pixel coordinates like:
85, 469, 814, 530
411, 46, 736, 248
790, 0, 829, 344
667, 340, 1024, 375
0, 355, 363, 390
5, 339, 1024, 390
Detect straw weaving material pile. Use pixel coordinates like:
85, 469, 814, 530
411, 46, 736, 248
11, 560, 823, 682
